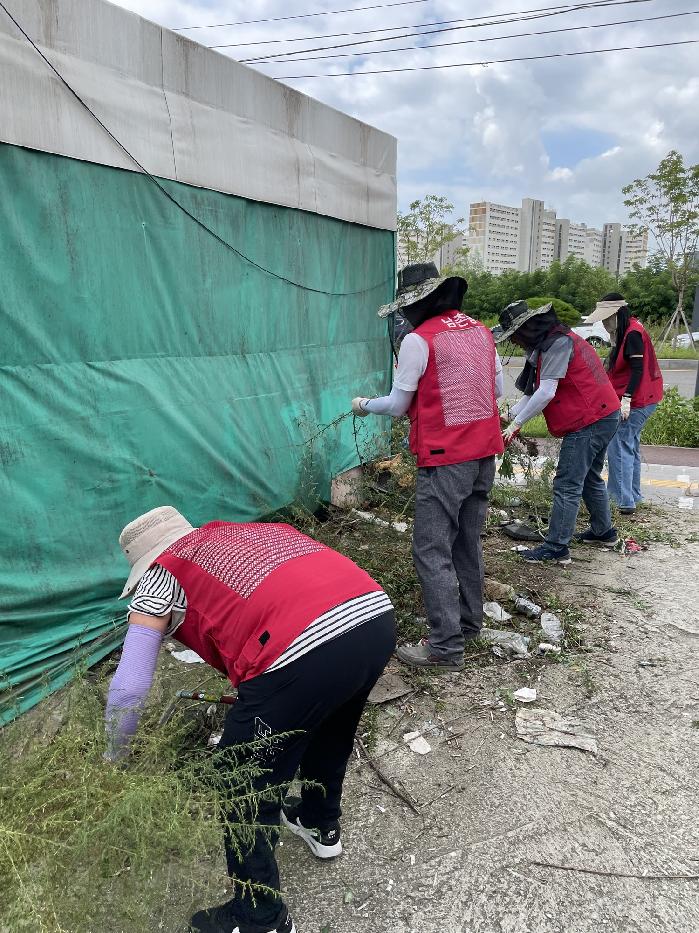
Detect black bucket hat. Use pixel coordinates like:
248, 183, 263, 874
378, 262, 448, 318
492, 299, 553, 343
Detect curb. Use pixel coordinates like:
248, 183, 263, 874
656, 359, 698, 371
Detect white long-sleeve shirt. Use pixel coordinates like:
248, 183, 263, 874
364, 332, 504, 417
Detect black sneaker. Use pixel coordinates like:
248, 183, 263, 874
189, 902, 295, 933
281, 796, 342, 859
575, 527, 619, 546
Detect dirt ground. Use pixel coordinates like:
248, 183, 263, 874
273, 511, 699, 933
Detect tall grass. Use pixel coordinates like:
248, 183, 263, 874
0, 676, 280, 933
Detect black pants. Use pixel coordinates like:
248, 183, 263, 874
216, 610, 396, 933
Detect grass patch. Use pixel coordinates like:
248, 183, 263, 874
0, 676, 284, 933
641, 388, 699, 447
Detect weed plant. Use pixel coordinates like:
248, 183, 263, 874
0, 676, 282, 933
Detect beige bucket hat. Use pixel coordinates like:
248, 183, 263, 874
118, 506, 194, 599
584, 298, 628, 324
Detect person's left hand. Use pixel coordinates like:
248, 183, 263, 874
620, 396, 632, 420
352, 397, 370, 416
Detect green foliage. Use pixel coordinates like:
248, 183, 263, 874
526, 296, 581, 326
443, 253, 615, 322
623, 150, 699, 316
619, 253, 698, 324
0, 677, 280, 933
641, 388, 699, 447
397, 195, 464, 265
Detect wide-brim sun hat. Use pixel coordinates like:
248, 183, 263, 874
378, 261, 445, 318
118, 506, 194, 599
492, 300, 553, 344
583, 298, 628, 324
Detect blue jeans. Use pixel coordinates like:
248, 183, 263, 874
606, 403, 657, 509
547, 412, 620, 548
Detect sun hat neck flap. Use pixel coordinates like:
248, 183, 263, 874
118, 506, 194, 599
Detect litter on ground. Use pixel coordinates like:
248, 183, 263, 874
483, 601, 513, 623
515, 708, 598, 754
513, 687, 537, 703
540, 611, 564, 644
481, 627, 531, 659
515, 596, 542, 618
403, 731, 432, 755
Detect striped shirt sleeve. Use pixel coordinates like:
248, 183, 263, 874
128, 565, 187, 619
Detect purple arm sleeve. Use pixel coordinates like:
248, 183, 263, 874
105, 623, 163, 760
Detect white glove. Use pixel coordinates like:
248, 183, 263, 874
502, 422, 521, 448
352, 397, 370, 417
620, 396, 632, 420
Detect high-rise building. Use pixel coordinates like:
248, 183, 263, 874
398, 198, 648, 276
602, 224, 649, 277
432, 232, 465, 271
518, 198, 556, 272
466, 201, 520, 274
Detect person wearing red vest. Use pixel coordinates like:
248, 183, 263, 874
584, 293, 664, 514
351, 263, 504, 671
495, 300, 621, 564
105, 507, 395, 933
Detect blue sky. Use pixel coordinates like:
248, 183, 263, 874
113, 0, 699, 230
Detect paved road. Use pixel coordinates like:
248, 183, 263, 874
502, 359, 697, 399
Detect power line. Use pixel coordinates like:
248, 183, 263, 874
207, 0, 627, 48
272, 37, 698, 78
241, 0, 650, 63
0, 1, 390, 297
174, 0, 433, 30
250, 8, 696, 65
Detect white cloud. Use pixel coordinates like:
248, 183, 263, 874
111, 0, 699, 229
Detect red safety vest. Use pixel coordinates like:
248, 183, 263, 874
156, 522, 384, 686
608, 319, 663, 408
408, 311, 504, 467
538, 332, 620, 437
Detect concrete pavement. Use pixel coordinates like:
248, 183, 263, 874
502, 359, 697, 399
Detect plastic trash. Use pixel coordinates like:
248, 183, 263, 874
513, 687, 537, 703
538, 643, 562, 655
540, 611, 564, 644
481, 627, 531, 659
169, 648, 206, 664
483, 601, 513, 623
515, 708, 597, 754
515, 596, 542, 618
403, 731, 432, 755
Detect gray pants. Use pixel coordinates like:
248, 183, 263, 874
413, 457, 496, 660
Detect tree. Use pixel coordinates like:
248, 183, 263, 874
544, 257, 615, 316
623, 150, 699, 344
397, 195, 464, 265
619, 254, 697, 324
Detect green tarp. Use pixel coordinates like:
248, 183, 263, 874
0, 142, 394, 723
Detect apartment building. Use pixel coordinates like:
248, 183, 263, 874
602, 223, 649, 276
398, 199, 648, 276
466, 201, 520, 274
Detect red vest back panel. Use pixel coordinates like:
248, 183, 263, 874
608, 319, 663, 408
538, 332, 620, 437
156, 522, 383, 686
408, 311, 504, 467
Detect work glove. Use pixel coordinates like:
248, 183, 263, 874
620, 396, 632, 420
502, 422, 521, 448
352, 397, 370, 417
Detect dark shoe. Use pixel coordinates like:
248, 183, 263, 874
281, 797, 342, 859
575, 527, 619, 546
619, 507, 636, 516
396, 641, 464, 671
519, 543, 571, 565
189, 902, 295, 933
